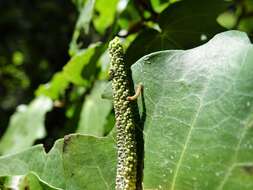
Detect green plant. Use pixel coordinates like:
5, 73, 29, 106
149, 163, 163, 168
1, 0, 253, 189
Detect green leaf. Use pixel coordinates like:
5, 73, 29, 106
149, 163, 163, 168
77, 81, 112, 136
0, 176, 8, 189
0, 96, 53, 155
239, 17, 253, 33
35, 72, 69, 100
75, 0, 95, 34
19, 173, 59, 190
117, 0, 141, 30
217, 11, 237, 29
36, 43, 105, 97
0, 134, 116, 190
69, 0, 96, 55
63, 43, 103, 86
97, 49, 111, 80
126, 0, 231, 64
1, 31, 253, 189
101, 81, 113, 100
150, 0, 171, 13
93, 0, 119, 34
103, 112, 116, 136
131, 30, 253, 189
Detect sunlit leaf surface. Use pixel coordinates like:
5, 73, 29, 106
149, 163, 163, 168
1, 31, 253, 190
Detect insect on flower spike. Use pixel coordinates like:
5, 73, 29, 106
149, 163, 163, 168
127, 83, 143, 101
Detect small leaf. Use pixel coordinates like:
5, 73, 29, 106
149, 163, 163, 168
150, 0, 171, 13
35, 72, 69, 100
69, 0, 96, 55
93, 0, 119, 34
63, 43, 103, 86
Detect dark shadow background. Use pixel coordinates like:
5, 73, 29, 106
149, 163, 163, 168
0, 0, 77, 139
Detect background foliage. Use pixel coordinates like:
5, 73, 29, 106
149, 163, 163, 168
1, 0, 253, 189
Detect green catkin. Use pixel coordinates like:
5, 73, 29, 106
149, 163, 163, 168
109, 37, 139, 190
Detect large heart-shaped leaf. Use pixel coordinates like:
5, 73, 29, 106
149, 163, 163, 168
1, 31, 253, 189
131, 30, 253, 189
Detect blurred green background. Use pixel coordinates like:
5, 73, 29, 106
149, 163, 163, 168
0, 0, 78, 151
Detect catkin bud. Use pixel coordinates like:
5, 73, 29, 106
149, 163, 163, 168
109, 37, 139, 190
